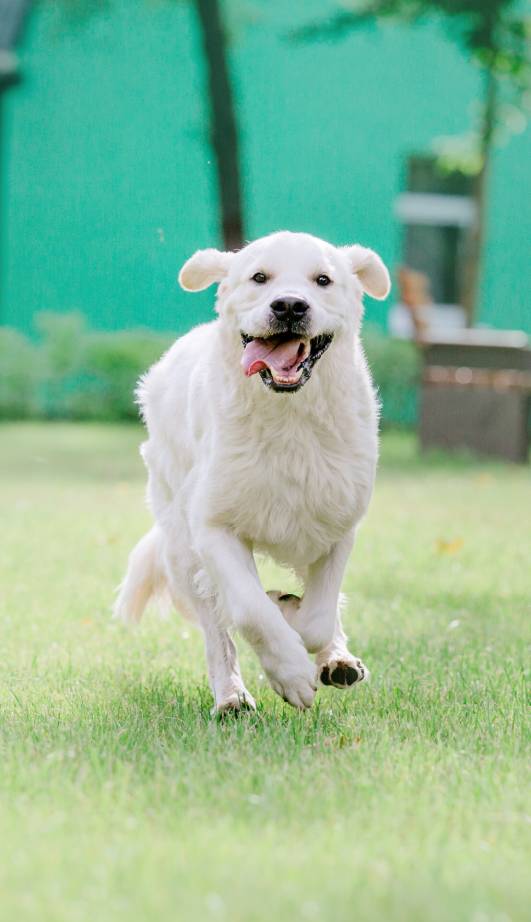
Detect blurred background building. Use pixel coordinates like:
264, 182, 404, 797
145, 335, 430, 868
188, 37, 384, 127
2, 0, 530, 337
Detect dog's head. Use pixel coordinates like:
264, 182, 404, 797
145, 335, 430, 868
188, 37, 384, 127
179, 231, 390, 394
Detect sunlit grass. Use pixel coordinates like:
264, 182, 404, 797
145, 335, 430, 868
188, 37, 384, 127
1, 423, 529, 922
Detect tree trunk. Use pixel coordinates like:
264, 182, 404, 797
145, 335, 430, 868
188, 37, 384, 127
194, 0, 244, 250
461, 66, 497, 326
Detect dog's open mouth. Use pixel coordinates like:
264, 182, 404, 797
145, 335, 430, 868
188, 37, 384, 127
240, 332, 333, 393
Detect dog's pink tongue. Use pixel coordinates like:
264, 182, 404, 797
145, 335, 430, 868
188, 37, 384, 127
241, 338, 306, 377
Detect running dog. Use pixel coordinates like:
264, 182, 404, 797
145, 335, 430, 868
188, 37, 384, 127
114, 231, 390, 712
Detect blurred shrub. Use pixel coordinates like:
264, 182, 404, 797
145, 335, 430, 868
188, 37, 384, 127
0, 313, 419, 426
0, 328, 43, 418
363, 324, 420, 428
0, 313, 173, 421
35, 310, 89, 418
36, 310, 88, 378
67, 329, 174, 420
37, 313, 174, 420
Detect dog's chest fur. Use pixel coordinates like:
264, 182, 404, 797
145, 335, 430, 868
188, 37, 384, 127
207, 384, 377, 568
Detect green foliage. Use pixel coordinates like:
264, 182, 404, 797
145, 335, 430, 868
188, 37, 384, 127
0, 313, 174, 422
294, 0, 531, 323
296, 0, 530, 69
73, 330, 174, 420
36, 310, 88, 378
363, 323, 420, 427
0, 328, 43, 419
295, 0, 531, 174
38, 0, 111, 25
0, 313, 419, 426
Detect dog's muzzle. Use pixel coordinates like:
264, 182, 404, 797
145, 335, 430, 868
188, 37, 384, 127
240, 329, 334, 393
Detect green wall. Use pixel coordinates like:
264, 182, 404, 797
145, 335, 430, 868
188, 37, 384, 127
2, 0, 530, 334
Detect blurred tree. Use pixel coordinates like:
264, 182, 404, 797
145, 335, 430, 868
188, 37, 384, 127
50, 0, 244, 249
295, 1, 531, 325
194, 0, 243, 249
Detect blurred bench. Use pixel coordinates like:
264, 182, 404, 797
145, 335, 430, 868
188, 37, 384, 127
419, 330, 531, 463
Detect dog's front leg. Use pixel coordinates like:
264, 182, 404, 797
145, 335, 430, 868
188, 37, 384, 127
196, 526, 317, 709
272, 530, 369, 689
291, 530, 356, 654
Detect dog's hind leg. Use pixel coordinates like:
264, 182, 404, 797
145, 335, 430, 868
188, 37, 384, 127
269, 591, 368, 690
163, 549, 256, 716
172, 592, 256, 716
199, 611, 256, 716
274, 530, 356, 656
266, 591, 302, 628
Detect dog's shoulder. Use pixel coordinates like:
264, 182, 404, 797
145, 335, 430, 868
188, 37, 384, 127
137, 321, 220, 425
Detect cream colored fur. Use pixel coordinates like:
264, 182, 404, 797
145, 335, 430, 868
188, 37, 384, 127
114, 231, 389, 712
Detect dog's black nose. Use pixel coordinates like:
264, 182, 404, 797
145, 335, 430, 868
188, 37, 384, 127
270, 297, 309, 322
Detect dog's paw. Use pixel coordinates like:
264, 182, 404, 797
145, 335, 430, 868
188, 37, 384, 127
270, 672, 317, 709
319, 654, 368, 689
261, 642, 317, 710
212, 689, 256, 718
267, 590, 302, 627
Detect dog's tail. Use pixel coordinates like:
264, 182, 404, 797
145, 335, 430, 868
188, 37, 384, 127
113, 526, 166, 624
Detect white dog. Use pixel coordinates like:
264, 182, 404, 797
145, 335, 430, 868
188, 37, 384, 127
114, 231, 390, 712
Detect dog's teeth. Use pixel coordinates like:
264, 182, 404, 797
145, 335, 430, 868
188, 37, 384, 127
271, 369, 303, 385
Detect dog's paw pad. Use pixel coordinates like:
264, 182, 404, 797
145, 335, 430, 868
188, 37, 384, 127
319, 658, 367, 689
267, 590, 302, 606
267, 590, 303, 627
320, 665, 332, 686
331, 664, 359, 685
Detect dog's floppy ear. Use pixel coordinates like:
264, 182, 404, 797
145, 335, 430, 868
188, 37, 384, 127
178, 248, 233, 292
344, 245, 391, 300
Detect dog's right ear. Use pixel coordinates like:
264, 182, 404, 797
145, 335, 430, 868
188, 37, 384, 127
178, 248, 233, 292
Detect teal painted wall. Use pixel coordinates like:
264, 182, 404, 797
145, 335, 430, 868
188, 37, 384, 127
2, 0, 530, 334
3, 0, 218, 334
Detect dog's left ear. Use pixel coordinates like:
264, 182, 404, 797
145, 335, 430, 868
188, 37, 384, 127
178, 248, 233, 292
343, 245, 391, 300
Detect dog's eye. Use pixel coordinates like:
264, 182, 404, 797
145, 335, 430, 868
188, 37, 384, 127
315, 274, 332, 287
251, 272, 268, 284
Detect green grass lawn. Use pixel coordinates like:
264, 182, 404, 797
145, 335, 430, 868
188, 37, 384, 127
1, 423, 529, 922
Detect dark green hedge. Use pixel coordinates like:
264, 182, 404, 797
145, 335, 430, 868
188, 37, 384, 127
0, 312, 419, 427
